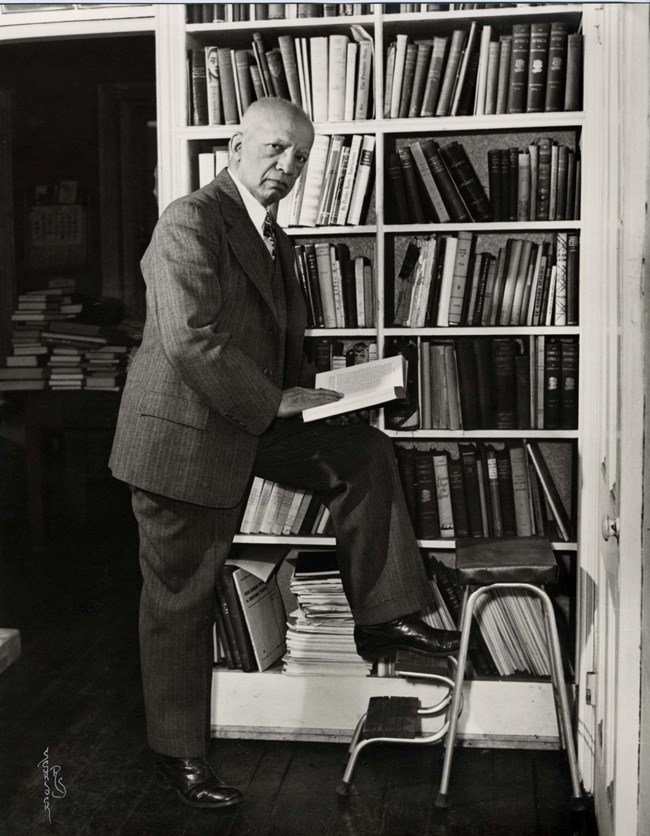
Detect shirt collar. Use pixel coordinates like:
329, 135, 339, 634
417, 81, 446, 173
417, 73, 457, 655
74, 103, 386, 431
228, 168, 269, 240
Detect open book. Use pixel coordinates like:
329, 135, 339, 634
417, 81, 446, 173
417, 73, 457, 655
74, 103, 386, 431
302, 354, 407, 423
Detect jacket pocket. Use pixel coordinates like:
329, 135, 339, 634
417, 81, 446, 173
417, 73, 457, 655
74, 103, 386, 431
137, 390, 209, 430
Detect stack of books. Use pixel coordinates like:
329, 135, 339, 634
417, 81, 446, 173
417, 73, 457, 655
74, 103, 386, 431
42, 323, 128, 391
278, 133, 376, 227
283, 550, 373, 676
306, 337, 377, 373
395, 440, 573, 543
428, 554, 554, 678
391, 231, 579, 328
190, 26, 373, 126
383, 20, 583, 119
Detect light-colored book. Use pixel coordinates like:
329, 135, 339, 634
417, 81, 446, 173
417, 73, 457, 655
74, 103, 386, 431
231, 568, 287, 670
302, 354, 407, 423
328, 34, 349, 121
309, 36, 329, 123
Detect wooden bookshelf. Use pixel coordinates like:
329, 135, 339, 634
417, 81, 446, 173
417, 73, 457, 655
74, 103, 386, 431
152, 2, 607, 757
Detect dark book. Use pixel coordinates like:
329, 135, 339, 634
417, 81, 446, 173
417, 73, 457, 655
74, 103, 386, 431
213, 586, 236, 669
436, 28, 467, 116
483, 445, 503, 537
469, 252, 493, 326
544, 21, 569, 112
455, 47, 480, 117
535, 137, 552, 221
408, 41, 433, 117
293, 244, 317, 327
507, 147, 519, 222
254, 3, 270, 19
414, 449, 441, 539
526, 22, 550, 113
310, 338, 332, 373
543, 337, 562, 429
277, 35, 303, 107
448, 456, 470, 538
398, 43, 419, 119
565, 148, 577, 222
495, 34, 513, 114
395, 444, 418, 528
252, 32, 274, 97
190, 48, 208, 126
515, 348, 531, 430
566, 231, 579, 326
564, 32, 583, 111
397, 146, 426, 223
473, 337, 494, 427
441, 141, 492, 222
266, 49, 291, 99
220, 566, 257, 672
455, 337, 481, 430
420, 35, 448, 117
494, 446, 517, 537
234, 50, 255, 113
420, 139, 470, 223
340, 258, 359, 328
555, 144, 569, 222
487, 148, 503, 220
525, 441, 572, 541
559, 338, 579, 429
214, 572, 243, 669
298, 493, 325, 535
304, 243, 326, 328
459, 443, 484, 538
387, 152, 410, 223
506, 23, 530, 114
217, 47, 239, 125
490, 337, 517, 429
294, 549, 339, 578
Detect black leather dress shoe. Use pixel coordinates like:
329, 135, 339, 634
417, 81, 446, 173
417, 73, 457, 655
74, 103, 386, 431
355, 614, 461, 659
155, 754, 243, 809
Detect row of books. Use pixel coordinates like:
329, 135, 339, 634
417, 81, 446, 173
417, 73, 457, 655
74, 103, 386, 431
284, 551, 373, 676
391, 231, 579, 328
277, 134, 375, 227
214, 554, 288, 672
383, 21, 582, 120
239, 479, 332, 536
187, 4, 374, 23
487, 139, 580, 223
190, 27, 373, 126
306, 337, 377, 374
387, 137, 580, 225
387, 335, 578, 431
294, 242, 374, 329
396, 439, 573, 543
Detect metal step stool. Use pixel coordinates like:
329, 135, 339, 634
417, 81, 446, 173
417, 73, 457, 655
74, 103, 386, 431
435, 535, 586, 811
337, 651, 458, 797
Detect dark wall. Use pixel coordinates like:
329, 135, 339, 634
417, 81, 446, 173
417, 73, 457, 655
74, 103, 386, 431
0, 35, 156, 295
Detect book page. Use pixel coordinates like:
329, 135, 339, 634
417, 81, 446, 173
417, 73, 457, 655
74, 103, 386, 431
302, 355, 407, 422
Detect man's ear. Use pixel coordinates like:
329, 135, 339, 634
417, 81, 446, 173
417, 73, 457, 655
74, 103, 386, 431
229, 133, 243, 161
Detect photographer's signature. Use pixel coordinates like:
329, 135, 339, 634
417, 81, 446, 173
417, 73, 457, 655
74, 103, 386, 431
37, 748, 66, 823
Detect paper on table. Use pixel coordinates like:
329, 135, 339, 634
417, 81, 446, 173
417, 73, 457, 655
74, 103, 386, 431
302, 354, 407, 422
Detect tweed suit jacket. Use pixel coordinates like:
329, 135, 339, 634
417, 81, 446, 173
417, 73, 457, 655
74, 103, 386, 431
109, 169, 314, 508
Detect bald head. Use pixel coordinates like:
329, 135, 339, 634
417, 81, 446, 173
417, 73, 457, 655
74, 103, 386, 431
229, 97, 314, 207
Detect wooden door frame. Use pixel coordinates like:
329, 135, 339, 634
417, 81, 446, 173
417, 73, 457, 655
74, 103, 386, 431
97, 81, 156, 320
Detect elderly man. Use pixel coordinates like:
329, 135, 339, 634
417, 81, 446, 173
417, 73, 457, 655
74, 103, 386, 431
110, 98, 459, 810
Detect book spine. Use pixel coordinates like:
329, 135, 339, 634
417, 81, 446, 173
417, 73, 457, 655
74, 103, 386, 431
266, 48, 291, 99
328, 34, 349, 121
495, 446, 517, 537
420, 35, 448, 117
347, 135, 375, 225
455, 337, 481, 430
544, 21, 569, 112
408, 42, 432, 118
566, 231, 579, 326
217, 47, 239, 125
354, 40, 373, 120
397, 146, 426, 223
525, 22, 550, 113
543, 337, 562, 429
507, 23, 530, 114
190, 48, 208, 126
559, 338, 579, 429
221, 567, 257, 671
490, 337, 517, 429
441, 141, 492, 222
421, 140, 470, 223
447, 230, 474, 325
564, 32, 583, 111
436, 28, 466, 117
433, 451, 455, 538
398, 42, 419, 119
448, 456, 470, 537
495, 35, 513, 115
414, 449, 441, 538
387, 152, 410, 223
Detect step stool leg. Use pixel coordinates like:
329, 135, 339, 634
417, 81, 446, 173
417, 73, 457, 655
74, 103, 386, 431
435, 586, 476, 809
537, 587, 586, 811
338, 738, 373, 797
347, 713, 367, 755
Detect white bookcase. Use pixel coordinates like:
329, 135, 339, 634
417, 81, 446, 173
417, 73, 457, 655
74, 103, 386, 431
153, 2, 609, 763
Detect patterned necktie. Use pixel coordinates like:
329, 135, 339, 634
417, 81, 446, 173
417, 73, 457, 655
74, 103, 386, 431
262, 210, 276, 259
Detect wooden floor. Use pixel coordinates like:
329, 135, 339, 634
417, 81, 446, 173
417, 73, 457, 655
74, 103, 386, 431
0, 507, 598, 836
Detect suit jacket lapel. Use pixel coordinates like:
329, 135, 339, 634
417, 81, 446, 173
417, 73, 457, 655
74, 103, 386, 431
209, 171, 279, 319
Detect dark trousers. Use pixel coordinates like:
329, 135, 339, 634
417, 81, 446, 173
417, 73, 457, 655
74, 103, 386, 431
132, 419, 432, 757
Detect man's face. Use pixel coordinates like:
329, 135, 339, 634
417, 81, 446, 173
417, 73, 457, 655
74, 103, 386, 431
231, 108, 314, 207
